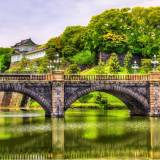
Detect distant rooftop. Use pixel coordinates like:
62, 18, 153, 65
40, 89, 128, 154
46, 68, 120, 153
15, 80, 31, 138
12, 38, 37, 48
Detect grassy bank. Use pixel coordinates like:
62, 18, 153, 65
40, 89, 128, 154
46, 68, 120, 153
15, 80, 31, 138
27, 92, 126, 110
72, 92, 127, 110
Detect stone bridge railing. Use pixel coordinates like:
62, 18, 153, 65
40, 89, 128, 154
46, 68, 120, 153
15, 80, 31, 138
64, 74, 150, 81
0, 73, 151, 81
0, 74, 52, 81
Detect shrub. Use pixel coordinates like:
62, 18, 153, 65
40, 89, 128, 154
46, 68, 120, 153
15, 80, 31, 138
141, 59, 152, 73
124, 51, 133, 72
66, 64, 80, 74
108, 53, 120, 73
70, 50, 95, 65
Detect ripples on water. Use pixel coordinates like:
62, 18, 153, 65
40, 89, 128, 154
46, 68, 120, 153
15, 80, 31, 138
0, 109, 159, 160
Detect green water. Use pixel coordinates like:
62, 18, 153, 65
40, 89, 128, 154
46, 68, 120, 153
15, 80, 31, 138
0, 109, 160, 160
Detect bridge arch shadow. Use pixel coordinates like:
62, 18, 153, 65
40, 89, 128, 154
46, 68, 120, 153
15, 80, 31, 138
0, 84, 51, 115
65, 84, 149, 116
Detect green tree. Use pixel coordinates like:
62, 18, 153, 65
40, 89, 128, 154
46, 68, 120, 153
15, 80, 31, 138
37, 57, 50, 73
18, 57, 31, 73
62, 45, 78, 58
8, 57, 30, 73
141, 59, 152, 73
102, 32, 128, 54
95, 92, 108, 109
0, 48, 13, 72
46, 37, 62, 61
70, 50, 95, 65
66, 64, 80, 74
108, 53, 120, 73
124, 51, 133, 72
61, 26, 86, 50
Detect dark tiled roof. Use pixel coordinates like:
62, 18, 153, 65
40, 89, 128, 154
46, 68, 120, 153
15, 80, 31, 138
12, 38, 37, 47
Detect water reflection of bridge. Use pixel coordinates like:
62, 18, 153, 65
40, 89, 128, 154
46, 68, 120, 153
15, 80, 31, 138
0, 118, 160, 159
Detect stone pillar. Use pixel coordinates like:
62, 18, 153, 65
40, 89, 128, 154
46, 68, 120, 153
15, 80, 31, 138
149, 72, 160, 116
51, 71, 64, 117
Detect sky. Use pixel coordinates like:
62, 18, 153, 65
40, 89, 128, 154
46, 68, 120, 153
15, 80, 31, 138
0, 0, 160, 47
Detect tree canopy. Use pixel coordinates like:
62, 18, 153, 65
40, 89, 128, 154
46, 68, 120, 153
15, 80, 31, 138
6, 7, 160, 73
0, 48, 13, 72
46, 7, 160, 65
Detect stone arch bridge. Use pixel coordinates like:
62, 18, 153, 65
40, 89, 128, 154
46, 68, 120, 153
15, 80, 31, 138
0, 71, 159, 117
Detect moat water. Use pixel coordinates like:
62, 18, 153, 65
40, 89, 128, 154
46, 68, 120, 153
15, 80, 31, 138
0, 109, 160, 160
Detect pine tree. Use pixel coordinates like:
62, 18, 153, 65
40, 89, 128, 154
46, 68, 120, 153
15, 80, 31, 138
124, 51, 133, 72
108, 53, 120, 73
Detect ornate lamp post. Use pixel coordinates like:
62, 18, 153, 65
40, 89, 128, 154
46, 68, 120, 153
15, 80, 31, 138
47, 53, 62, 73
47, 60, 55, 73
132, 60, 139, 74
53, 53, 61, 71
151, 55, 159, 71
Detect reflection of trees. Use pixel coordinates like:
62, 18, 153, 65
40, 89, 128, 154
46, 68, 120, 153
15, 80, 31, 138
0, 130, 52, 152
1, 113, 160, 159
64, 116, 160, 159
65, 127, 149, 159
149, 117, 160, 159
0, 117, 64, 160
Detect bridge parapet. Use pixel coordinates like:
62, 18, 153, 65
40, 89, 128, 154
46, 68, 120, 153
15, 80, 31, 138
0, 74, 51, 81
0, 71, 64, 81
1, 72, 160, 117
0, 73, 155, 82
2, 72, 160, 82
64, 74, 150, 81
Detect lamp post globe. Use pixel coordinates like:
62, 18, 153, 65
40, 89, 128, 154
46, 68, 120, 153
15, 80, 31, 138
132, 60, 139, 74
52, 52, 61, 71
151, 54, 159, 71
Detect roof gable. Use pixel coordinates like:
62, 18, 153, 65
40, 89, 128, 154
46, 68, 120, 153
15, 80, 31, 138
12, 38, 37, 47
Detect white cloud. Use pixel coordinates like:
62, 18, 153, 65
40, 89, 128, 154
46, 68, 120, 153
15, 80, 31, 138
0, 0, 159, 47
138, 0, 160, 6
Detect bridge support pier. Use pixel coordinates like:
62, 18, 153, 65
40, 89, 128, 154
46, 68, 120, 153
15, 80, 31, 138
149, 72, 160, 116
51, 71, 64, 118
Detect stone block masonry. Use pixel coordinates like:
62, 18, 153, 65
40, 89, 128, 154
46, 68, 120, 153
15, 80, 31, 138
0, 72, 160, 117
51, 81, 64, 117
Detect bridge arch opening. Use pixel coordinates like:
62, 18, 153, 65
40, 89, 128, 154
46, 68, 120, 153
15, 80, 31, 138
0, 91, 46, 114
65, 84, 149, 116
71, 91, 127, 109
0, 84, 51, 116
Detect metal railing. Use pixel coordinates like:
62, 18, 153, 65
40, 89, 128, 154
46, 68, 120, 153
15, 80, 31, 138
64, 74, 150, 81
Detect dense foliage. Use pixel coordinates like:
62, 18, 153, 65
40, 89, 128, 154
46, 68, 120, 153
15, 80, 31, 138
66, 64, 80, 74
45, 7, 160, 73
2, 7, 160, 73
0, 48, 13, 72
85, 7, 160, 58
7, 57, 49, 73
